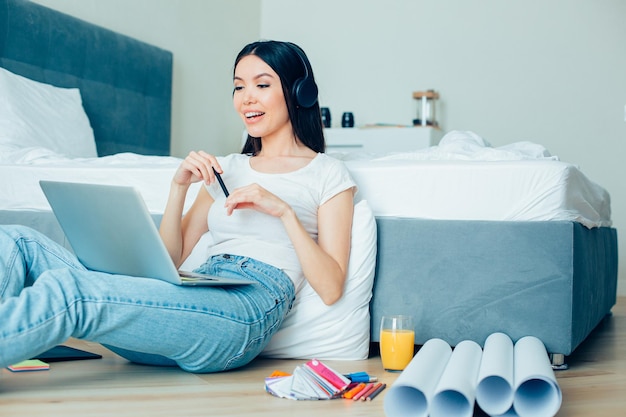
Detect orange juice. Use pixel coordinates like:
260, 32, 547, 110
380, 329, 415, 371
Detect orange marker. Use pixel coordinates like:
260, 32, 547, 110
268, 370, 291, 378
343, 382, 366, 399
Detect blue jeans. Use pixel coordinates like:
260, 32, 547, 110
0, 225, 295, 373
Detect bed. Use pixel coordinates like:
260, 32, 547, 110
1, 0, 618, 367
0, 0, 199, 247
338, 136, 617, 366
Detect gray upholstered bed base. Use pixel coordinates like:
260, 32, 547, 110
370, 218, 618, 359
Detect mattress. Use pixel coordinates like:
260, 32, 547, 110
345, 159, 611, 228
0, 132, 612, 230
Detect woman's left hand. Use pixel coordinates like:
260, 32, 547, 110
224, 183, 290, 218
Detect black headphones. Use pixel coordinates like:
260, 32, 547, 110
287, 42, 319, 108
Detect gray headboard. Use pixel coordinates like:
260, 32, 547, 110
0, 0, 173, 156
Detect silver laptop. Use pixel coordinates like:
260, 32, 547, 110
39, 180, 254, 287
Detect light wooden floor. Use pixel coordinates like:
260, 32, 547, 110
1, 297, 625, 416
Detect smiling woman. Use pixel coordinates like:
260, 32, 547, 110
0, 40, 358, 375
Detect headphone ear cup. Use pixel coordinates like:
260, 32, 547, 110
293, 76, 318, 108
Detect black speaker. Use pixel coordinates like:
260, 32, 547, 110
288, 43, 318, 108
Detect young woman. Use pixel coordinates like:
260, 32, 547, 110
0, 40, 355, 373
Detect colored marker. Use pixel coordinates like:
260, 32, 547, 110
353, 383, 375, 401
345, 372, 378, 383
365, 383, 386, 401
343, 382, 366, 399
361, 382, 382, 401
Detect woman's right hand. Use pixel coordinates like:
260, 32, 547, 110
162, 151, 217, 266
173, 151, 223, 187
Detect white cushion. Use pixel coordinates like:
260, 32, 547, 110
0, 67, 97, 158
261, 199, 377, 360
180, 199, 378, 360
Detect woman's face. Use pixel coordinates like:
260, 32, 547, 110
233, 55, 291, 142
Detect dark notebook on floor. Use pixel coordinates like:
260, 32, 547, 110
33, 345, 102, 362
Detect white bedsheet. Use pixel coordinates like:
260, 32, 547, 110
0, 131, 612, 228
345, 159, 611, 228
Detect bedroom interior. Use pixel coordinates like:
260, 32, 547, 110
1, 0, 625, 416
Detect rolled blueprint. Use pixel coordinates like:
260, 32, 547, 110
429, 340, 483, 417
383, 338, 452, 417
513, 336, 562, 417
475, 332, 515, 415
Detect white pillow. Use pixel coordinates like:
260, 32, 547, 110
180, 199, 378, 360
0, 66, 97, 158
261, 199, 377, 360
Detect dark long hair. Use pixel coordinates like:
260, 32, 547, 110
234, 40, 325, 155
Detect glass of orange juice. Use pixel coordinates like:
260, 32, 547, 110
380, 315, 415, 372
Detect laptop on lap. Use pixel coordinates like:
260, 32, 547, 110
39, 180, 253, 287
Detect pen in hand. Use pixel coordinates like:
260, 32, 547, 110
212, 167, 229, 197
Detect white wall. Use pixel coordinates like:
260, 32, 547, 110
32, 0, 259, 157
260, 0, 626, 294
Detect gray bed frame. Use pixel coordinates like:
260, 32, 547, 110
370, 218, 617, 367
1, 0, 619, 367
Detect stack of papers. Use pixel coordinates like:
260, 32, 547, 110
265, 359, 351, 400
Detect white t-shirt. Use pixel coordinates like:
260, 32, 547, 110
204, 152, 356, 292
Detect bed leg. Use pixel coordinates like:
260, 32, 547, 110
550, 353, 568, 370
